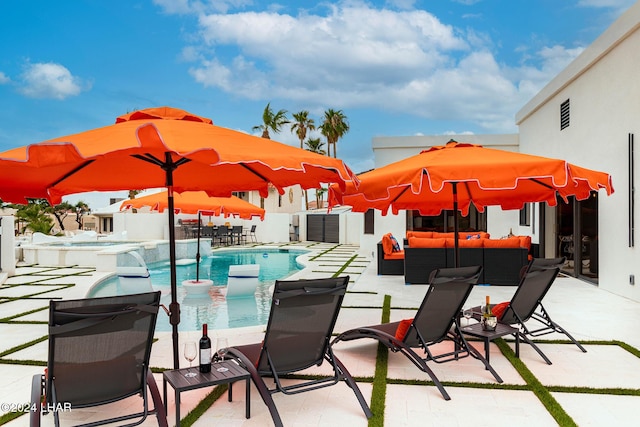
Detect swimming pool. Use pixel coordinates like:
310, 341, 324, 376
88, 248, 309, 331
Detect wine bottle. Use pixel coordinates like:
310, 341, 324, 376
483, 295, 493, 318
199, 323, 212, 373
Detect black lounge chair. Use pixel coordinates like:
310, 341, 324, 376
332, 266, 502, 402
223, 276, 372, 427
475, 257, 586, 365
30, 291, 167, 427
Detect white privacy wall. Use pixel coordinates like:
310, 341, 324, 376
516, 2, 640, 301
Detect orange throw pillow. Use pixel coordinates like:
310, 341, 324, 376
394, 318, 413, 340
382, 233, 394, 255
491, 302, 509, 320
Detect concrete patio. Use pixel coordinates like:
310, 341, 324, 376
1, 242, 639, 426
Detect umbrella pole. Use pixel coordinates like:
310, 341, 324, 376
453, 182, 460, 268
196, 212, 201, 281
166, 182, 181, 370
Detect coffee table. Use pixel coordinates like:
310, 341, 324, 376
460, 322, 519, 365
163, 361, 251, 426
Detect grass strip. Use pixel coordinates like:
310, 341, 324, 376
178, 384, 229, 427
0, 358, 46, 366
0, 409, 25, 425
331, 255, 358, 278
0, 335, 48, 358
368, 294, 391, 427
495, 339, 577, 427
0, 306, 49, 322
547, 385, 640, 396
309, 244, 341, 261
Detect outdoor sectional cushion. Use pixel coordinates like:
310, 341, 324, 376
408, 237, 447, 248
483, 237, 523, 248
406, 231, 434, 239
384, 251, 405, 260
382, 233, 395, 255
445, 238, 484, 248
382, 233, 404, 260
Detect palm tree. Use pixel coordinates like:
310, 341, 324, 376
305, 137, 326, 155
319, 109, 349, 158
15, 200, 54, 234
291, 110, 316, 149
252, 103, 290, 139
305, 138, 327, 208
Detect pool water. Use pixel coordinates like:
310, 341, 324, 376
88, 248, 308, 331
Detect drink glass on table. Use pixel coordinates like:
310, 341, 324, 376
183, 342, 197, 377
214, 338, 230, 371
462, 308, 473, 326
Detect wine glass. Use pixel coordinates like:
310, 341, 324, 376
183, 342, 197, 377
462, 308, 473, 326
214, 338, 229, 371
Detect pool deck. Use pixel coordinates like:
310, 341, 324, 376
1, 242, 640, 426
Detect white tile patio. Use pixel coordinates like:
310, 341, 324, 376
1, 243, 639, 426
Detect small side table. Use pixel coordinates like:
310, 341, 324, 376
163, 361, 251, 427
460, 322, 519, 365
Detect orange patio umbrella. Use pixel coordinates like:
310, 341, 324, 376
329, 140, 614, 265
120, 190, 265, 220
0, 106, 356, 369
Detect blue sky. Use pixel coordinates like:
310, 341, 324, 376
0, 0, 635, 206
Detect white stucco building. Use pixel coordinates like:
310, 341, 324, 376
516, 2, 640, 302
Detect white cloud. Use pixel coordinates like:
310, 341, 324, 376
0, 72, 9, 84
175, 3, 589, 133
19, 62, 87, 100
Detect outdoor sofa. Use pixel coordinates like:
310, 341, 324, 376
378, 231, 531, 286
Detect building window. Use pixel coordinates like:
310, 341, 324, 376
560, 99, 570, 130
364, 209, 374, 234
519, 203, 531, 226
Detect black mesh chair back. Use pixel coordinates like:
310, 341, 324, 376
500, 257, 564, 324
404, 266, 481, 346
256, 276, 348, 375
201, 225, 214, 238
46, 291, 160, 408
231, 225, 243, 244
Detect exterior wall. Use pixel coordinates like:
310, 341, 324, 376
245, 185, 303, 214
0, 216, 16, 278
340, 212, 364, 245
516, 3, 640, 301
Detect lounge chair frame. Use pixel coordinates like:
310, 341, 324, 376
332, 266, 502, 402
485, 257, 587, 365
224, 276, 372, 427
30, 291, 167, 427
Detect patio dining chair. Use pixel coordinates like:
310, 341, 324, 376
473, 257, 586, 365
30, 291, 167, 427
222, 276, 372, 427
242, 224, 257, 243
213, 226, 230, 246
230, 225, 243, 245
332, 266, 502, 402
